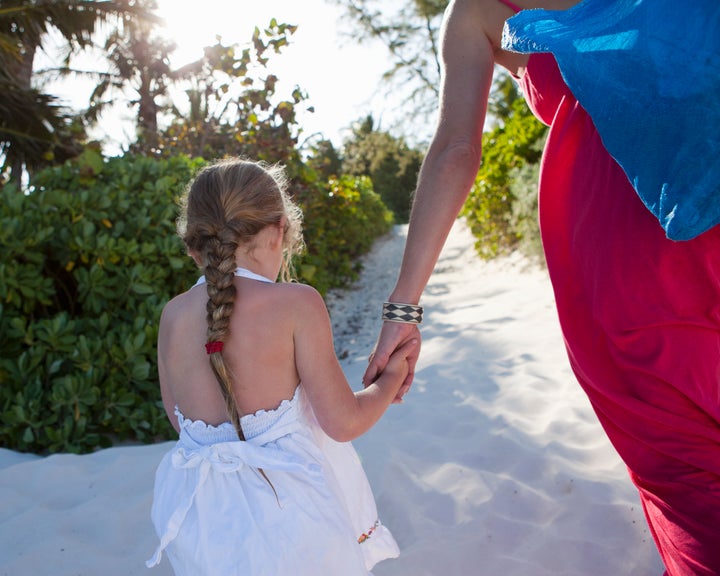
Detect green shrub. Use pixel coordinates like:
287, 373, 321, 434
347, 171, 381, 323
295, 175, 394, 295
0, 154, 392, 454
509, 160, 544, 265
462, 99, 547, 259
0, 152, 202, 453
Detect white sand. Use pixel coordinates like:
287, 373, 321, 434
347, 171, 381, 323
0, 219, 664, 575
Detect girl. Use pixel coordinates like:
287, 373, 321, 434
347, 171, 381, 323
146, 158, 416, 575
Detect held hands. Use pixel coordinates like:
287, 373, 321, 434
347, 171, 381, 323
363, 322, 421, 403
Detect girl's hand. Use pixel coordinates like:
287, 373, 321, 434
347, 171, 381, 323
373, 334, 420, 403
364, 322, 421, 399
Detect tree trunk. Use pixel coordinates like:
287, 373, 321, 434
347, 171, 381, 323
8, 45, 37, 187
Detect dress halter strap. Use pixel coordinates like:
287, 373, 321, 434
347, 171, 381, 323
497, 0, 522, 13
194, 267, 275, 287
232, 267, 274, 283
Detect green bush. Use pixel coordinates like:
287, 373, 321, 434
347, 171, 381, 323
339, 118, 422, 224
295, 175, 394, 295
0, 153, 392, 454
0, 152, 201, 452
0, 152, 202, 453
462, 98, 547, 259
509, 160, 544, 265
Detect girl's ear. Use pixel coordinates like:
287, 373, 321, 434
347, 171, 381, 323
270, 217, 287, 249
188, 248, 204, 268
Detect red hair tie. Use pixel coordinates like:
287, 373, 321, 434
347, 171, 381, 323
205, 341, 224, 354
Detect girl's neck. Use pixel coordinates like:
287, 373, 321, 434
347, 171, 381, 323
233, 254, 279, 284
233, 225, 284, 283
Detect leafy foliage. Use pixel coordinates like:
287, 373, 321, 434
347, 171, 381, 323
0, 152, 200, 454
0, 0, 156, 184
90, 8, 177, 151
462, 98, 548, 258
0, 70, 85, 182
0, 151, 393, 454
151, 21, 308, 163
304, 138, 343, 182
295, 175, 394, 295
329, 0, 446, 130
341, 116, 422, 223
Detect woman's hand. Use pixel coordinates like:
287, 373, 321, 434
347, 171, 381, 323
364, 321, 421, 403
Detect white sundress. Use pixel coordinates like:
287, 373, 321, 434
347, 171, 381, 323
146, 268, 399, 575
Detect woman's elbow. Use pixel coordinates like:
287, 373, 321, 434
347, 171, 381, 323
438, 140, 482, 172
423, 135, 482, 178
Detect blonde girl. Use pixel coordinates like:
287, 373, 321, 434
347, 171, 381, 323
147, 158, 415, 575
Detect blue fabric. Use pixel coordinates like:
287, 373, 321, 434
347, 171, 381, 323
502, 0, 720, 240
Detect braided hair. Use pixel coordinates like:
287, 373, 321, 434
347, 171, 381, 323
178, 158, 303, 439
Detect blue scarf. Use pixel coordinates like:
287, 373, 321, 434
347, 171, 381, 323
502, 0, 720, 240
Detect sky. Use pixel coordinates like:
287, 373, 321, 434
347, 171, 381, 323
155, 0, 394, 144
44, 0, 419, 154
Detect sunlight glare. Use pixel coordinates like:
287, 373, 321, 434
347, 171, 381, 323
154, 0, 393, 145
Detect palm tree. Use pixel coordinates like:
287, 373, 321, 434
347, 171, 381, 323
0, 0, 155, 186
0, 65, 80, 186
89, 14, 176, 155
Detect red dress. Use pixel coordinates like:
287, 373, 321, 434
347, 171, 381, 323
519, 52, 720, 575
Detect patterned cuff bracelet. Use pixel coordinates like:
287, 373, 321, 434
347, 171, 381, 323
382, 302, 424, 324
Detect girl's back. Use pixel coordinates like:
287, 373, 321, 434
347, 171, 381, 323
159, 275, 306, 429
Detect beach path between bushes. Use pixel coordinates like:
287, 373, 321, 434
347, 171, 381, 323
0, 218, 663, 576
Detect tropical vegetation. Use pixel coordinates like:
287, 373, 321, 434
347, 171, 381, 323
0, 0, 547, 453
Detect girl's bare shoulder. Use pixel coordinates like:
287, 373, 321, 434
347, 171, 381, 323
269, 281, 327, 313
160, 285, 204, 323
258, 283, 330, 334
239, 281, 330, 345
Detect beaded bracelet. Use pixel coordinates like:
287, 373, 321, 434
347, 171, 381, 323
382, 301, 424, 324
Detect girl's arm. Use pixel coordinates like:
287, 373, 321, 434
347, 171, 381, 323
158, 302, 181, 433
294, 285, 417, 442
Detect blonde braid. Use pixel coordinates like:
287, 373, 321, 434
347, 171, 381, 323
204, 232, 244, 440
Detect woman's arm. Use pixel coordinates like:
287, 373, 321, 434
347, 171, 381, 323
364, 0, 498, 386
294, 285, 417, 442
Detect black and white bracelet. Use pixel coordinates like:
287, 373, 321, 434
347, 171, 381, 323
382, 301, 424, 324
